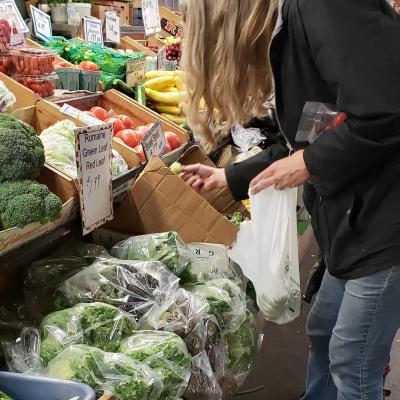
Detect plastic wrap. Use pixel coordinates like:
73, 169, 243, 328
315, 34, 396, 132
54, 258, 180, 323
231, 124, 264, 163
119, 331, 191, 399
112, 149, 129, 177
0, 80, 16, 113
111, 232, 191, 276
39, 302, 137, 366
47, 344, 163, 400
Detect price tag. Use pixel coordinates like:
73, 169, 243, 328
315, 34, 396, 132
0, 0, 28, 33
141, 0, 161, 36
105, 11, 120, 44
30, 5, 52, 42
83, 17, 103, 46
141, 120, 166, 160
75, 123, 114, 235
126, 57, 146, 86
157, 45, 167, 70
60, 103, 103, 126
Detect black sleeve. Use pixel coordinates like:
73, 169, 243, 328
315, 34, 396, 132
299, 0, 400, 197
225, 142, 289, 200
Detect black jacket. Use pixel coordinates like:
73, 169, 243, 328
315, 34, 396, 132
226, 0, 400, 279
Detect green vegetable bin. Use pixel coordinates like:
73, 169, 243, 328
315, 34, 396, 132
79, 70, 100, 92
55, 68, 80, 91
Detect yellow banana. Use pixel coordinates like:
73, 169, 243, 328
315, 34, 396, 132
145, 88, 185, 106
153, 104, 181, 115
161, 113, 186, 125
144, 76, 178, 90
163, 86, 179, 92
145, 70, 184, 80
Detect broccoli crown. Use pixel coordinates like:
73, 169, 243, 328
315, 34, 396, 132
0, 116, 44, 182
0, 180, 62, 230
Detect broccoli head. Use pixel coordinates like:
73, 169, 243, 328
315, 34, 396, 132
0, 180, 62, 230
0, 115, 45, 182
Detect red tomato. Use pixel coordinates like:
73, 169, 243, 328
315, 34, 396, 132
134, 130, 145, 142
79, 61, 99, 72
115, 129, 140, 148
55, 61, 73, 68
90, 106, 108, 121
105, 117, 124, 134
163, 142, 172, 154
134, 144, 146, 162
118, 115, 135, 130
136, 125, 150, 135
165, 131, 181, 150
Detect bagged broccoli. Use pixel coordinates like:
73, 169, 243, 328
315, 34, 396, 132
54, 258, 180, 323
119, 331, 191, 399
40, 302, 137, 365
47, 344, 163, 400
111, 232, 191, 276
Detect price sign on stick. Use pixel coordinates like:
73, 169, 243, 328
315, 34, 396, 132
83, 17, 103, 45
157, 45, 167, 70
141, 0, 161, 36
105, 11, 120, 44
0, 0, 28, 33
75, 123, 114, 235
141, 120, 166, 160
30, 5, 52, 42
126, 58, 146, 86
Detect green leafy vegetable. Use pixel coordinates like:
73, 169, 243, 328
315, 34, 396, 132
227, 212, 244, 227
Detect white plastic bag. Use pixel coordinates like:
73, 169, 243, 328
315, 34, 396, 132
228, 187, 301, 324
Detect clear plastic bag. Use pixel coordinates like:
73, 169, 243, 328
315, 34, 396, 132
54, 258, 180, 323
229, 187, 301, 324
47, 344, 164, 400
111, 232, 192, 277
112, 149, 129, 177
119, 330, 191, 399
39, 302, 137, 365
0, 80, 16, 113
231, 124, 265, 163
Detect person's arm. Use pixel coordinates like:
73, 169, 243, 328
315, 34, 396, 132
225, 142, 289, 200
299, 0, 400, 197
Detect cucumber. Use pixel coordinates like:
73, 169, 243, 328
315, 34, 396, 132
112, 79, 136, 99
135, 84, 146, 106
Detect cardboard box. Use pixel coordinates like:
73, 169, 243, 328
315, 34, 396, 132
92, 1, 131, 26
105, 156, 240, 246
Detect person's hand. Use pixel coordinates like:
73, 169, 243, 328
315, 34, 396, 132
180, 163, 227, 193
250, 150, 310, 194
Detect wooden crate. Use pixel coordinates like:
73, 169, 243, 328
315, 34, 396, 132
91, 0, 131, 25
120, 36, 157, 57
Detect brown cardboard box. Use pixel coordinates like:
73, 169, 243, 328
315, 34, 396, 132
91, 1, 131, 25
106, 156, 239, 246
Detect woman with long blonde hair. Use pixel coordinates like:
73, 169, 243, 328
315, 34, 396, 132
180, 1, 400, 399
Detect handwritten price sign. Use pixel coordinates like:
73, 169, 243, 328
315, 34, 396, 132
142, 120, 166, 160
105, 11, 120, 44
83, 17, 103, 45
141, 0, 161, 36
126, 57, 146, 86
75, 124, 113, 235
30, 5, 52, 41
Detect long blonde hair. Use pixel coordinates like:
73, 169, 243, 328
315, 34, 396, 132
180, 0, 278, 148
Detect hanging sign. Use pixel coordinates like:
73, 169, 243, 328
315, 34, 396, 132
157, 45, 167, 70
30, 5, 52, 42
0, 0, 29, 33
141, 0, 161, 36
83, 17, 103, 46
105, 11, 120, 44
160, 18, 183, 38
126, 57, 146, 86
141, 120, 166, 160
75, 123, 114, 235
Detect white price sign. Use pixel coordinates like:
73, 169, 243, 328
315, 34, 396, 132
30, 5, 52, 42
0, 0, 28, 33
157, 45, 167, 70
142, 120, 166, 160
83, 17, 103, 45
141, 0, 161, 36
105, 11, 120, 44
126, 57, 146, 86
60, 103, 103, 126
75, 124, 114, 235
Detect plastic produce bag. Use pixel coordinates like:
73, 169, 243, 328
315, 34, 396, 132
40, 302, 137, 365
111, 232, 192, 276
47, 344, 163, 400
229, 187, 301, 324
231, 124, 264, 163
119, 330, 191, 399
54, 258, 180, 323
0, 80, 16, 113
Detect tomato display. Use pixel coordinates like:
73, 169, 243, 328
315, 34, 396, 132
0, 54, 11, 75
79, 61, 99, 72
90, 106, 108, 121
12, 74, 57, 98
10, 47, 56, 75
165, 131, 181, 150
105, 117, 124, 135
115, 129, 140, 149
118, 115, 135, 130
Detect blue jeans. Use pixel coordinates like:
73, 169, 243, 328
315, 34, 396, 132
302, 267, 400, 400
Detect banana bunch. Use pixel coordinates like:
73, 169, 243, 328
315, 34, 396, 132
144, 70, 186, 125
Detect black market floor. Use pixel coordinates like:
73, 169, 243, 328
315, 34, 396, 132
236, 229, 400, 400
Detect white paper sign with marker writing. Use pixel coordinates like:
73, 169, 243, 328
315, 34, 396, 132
105, 11, 120, 44
141, 0, 161, 36
30, 5, 52, 41
83, 17, 103, 46
157, 45, 167, 70
60, 103, 103, 126
126, 58, 146, 86
0, 0, 28, 33
75, 124, 114, 235
142, 120, 166, 160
